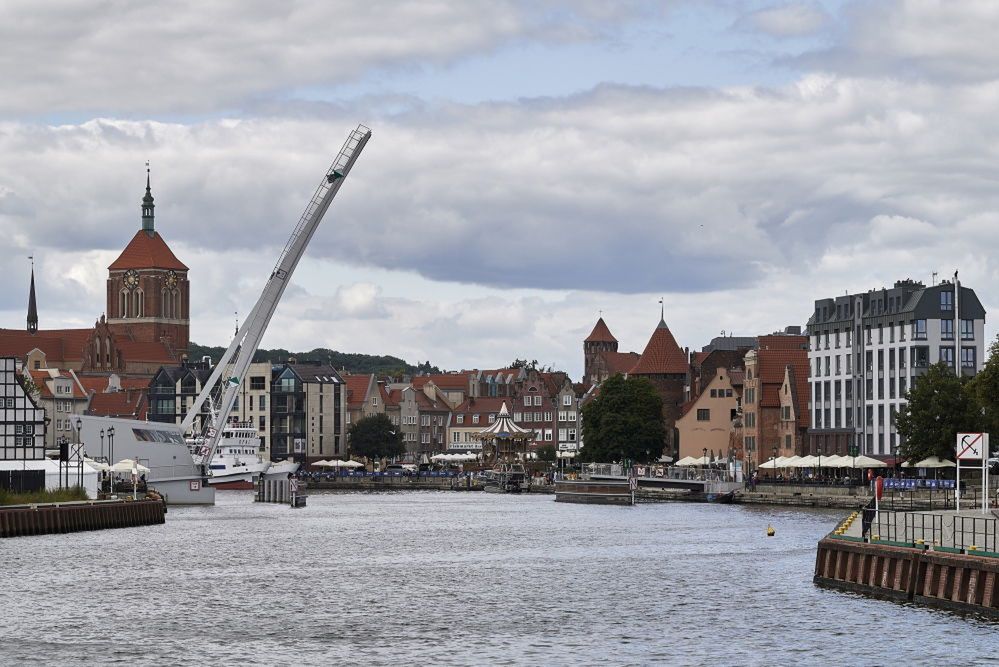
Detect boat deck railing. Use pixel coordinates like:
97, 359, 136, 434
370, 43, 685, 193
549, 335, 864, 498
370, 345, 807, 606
587, 463, 736, 483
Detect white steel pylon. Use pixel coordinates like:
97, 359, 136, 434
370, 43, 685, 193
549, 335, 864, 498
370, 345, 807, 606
181, 124, 372, 471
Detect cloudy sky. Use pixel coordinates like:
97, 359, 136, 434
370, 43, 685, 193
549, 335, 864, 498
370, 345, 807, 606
2, 0, 997, 378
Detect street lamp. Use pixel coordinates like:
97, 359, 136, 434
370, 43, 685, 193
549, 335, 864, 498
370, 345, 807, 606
74, 417, 83, 488
107, 426, 115, 493
817, 445, 822, 483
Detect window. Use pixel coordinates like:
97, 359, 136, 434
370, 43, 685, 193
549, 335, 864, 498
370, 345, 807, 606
744, 435, 755, 451
824, 357, 830, 376
259, 415, 266, 429
814, 358, 821, 377
513, 412, 522, 421
250, 376, 266, 390
845, 381, 852, 400
912, 346, 929, 368
533, 395, 542, 406
941, 290, 953, 311
421, 415, 430, 426
785, 435, 792, 448
746, 388, 755, 404
452, 432, 460, 443
421, 433, 430, 444
543, 412, 552, 422
488, 414, 496, 423
899, 376, 907, 396
456, 415, 464, 424
888, 349, 895, 371
710, 389, 717, 398
835, 356, 841, 375
961, 319, 974, 340
866, 406, 873, 426
878, 325, 883, 344
562, 395, 572, 406
877, 350, 883, 371
568, 428, 576, 441
961, 347, 976, 369
940, 347, 955, 367
534, 412, 542, 422
523, 396, 531, 407
781, 406, 790, 420
865, 351, 873, 373
866, 325, 872, 344
544, 430, 553, 442
889, 323, 895, 343
370, 396, 377, 406
745, 412, 756, 428
941, 319, 954, 340
913, 319, 927, 340
472, 414, 479, 424
697, 409, 710, 421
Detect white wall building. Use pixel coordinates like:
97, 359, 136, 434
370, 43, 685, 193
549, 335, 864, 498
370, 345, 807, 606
806, 277, 986, 458
1, 357, 47, 460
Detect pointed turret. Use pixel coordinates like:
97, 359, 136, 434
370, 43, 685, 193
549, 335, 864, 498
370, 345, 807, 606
584, 317, 617, 343
630, 319, 689, 376
141, 162, 155, 235
27, 260, 38, 334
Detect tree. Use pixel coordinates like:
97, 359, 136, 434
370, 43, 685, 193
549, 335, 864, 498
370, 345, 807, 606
580, 374, 665, 463
536, 444, 557, 462
348, 414, 405, 460
967, 334, 999, 440
896, 362, 982, 462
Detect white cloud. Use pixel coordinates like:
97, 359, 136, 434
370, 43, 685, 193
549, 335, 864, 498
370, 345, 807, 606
0, 0, 657, 116
787, 0, 999, 82
735, 2, 830, 38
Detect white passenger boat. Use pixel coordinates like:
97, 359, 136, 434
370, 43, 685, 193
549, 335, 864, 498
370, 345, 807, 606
189, 422, 271, 490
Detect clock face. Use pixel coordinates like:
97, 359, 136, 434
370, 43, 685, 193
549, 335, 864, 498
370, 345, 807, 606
166, 270, 178, 290
124, 269, 139, 290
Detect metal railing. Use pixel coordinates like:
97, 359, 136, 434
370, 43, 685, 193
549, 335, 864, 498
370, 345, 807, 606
860, 508, 999, 551
954, 516, 999, 553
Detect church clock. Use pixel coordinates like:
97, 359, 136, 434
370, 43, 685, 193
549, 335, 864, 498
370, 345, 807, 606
165, 270, 178, 290
124, 269, 139, 290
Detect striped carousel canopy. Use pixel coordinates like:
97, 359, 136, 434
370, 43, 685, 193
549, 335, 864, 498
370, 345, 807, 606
478, 402, 534, 441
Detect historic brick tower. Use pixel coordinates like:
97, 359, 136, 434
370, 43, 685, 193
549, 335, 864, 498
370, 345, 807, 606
583, 317, 618, 382
105, 168, 190, 356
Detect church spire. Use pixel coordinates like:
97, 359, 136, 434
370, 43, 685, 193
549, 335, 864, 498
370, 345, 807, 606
27, 256, 38, 334
141, 161, 155, 235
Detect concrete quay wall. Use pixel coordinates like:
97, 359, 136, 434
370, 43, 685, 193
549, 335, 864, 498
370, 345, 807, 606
0, 498, 166, 538
814, 536, 999, 618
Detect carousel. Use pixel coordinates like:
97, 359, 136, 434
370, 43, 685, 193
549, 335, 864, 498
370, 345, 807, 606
478, 402, 534, 493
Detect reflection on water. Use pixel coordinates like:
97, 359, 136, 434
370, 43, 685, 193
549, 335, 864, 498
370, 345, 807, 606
2, 492, 997, 666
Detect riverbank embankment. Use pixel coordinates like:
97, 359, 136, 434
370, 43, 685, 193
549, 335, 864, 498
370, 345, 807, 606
0, 497, 166, 538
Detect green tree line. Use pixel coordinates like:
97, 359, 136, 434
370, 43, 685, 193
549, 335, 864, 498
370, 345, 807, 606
188, 342, 439, 376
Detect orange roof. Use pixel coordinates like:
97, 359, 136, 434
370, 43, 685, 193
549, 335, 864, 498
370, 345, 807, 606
77, 375, 112, 395
0, 328, 92, 362
603, 351, 640, 376
108, 230, 188, 271
585, 317, 617, 343
86, 390, 147, 419
757, 345, 808, 408
630, 321, 688, 375
344, 374, 373, 408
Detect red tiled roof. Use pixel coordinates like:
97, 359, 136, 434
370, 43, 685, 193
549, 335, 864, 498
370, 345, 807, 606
603, 351, 640, 376
413, 373, 469, 391
584, 317, 617, 343
452, 396, 513, 418
344, 374, 373, 408
118, 377, 149, 390
86, 390, 147, 419
77, 375, 111, 395
0, 328, 92, 362
630, 321, 688, 375
692, 351, 709, 366
757, 345, 808, 408
727, 369, 745, 387
108, 230, 188, 271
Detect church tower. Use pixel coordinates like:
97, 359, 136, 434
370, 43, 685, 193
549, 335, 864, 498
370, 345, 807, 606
106, 166, 190, 355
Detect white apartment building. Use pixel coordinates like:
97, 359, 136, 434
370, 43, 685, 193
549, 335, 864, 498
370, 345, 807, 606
806, 277, 986, 458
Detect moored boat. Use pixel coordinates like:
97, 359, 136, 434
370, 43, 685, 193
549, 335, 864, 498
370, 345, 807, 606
189, 422, 271, 489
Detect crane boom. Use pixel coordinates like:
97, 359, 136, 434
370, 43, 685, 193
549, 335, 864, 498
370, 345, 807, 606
182, 124, 371, 471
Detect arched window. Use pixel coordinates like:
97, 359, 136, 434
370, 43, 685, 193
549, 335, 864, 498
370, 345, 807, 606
133, 289, 143, 318
104, 337, 111, 368
120, 290, 128, 318
161, 289, 167, 318
93, 339, 100, 366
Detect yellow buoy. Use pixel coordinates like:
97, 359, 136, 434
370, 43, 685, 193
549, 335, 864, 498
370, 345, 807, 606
766, 524, 775, 537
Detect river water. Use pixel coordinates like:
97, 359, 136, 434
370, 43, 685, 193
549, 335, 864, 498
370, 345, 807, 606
2, 492, 997, 666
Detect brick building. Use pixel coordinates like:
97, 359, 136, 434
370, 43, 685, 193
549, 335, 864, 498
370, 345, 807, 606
0, 170, 187, 378
741, 333, 809, 472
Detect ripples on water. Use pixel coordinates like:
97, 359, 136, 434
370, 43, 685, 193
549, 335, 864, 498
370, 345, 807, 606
3, 492, 998, 666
